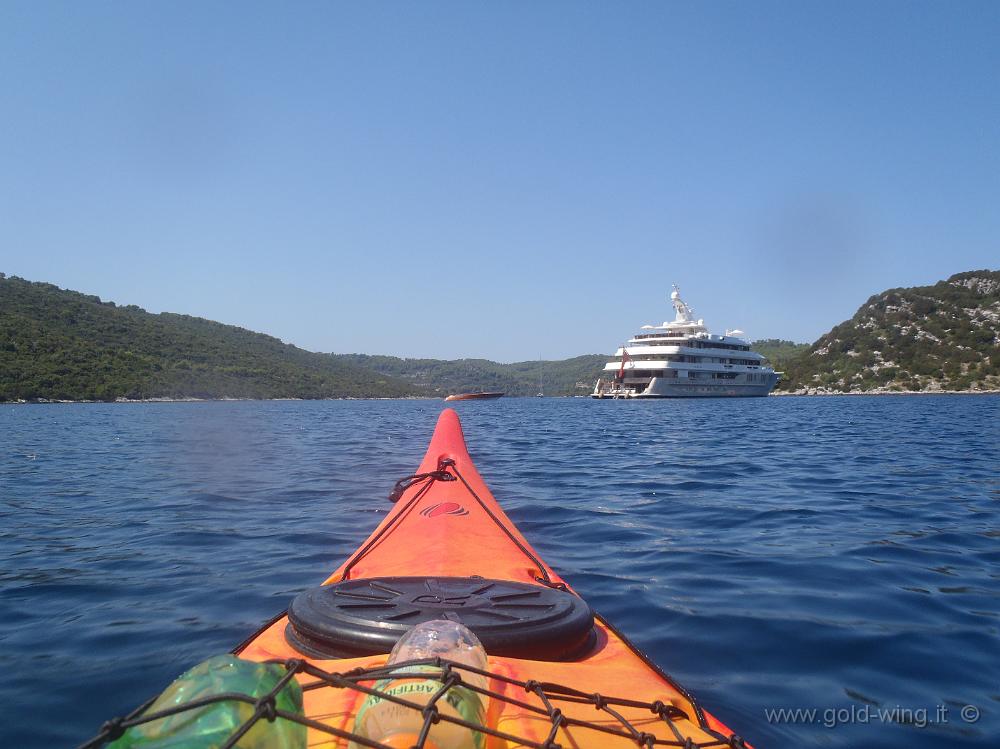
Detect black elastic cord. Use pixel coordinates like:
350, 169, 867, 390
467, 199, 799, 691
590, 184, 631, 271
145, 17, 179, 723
339, 479, 436, 581
348, 457, 560, 589
447, 463, 558, 588
388, 462, 456, 503
339, 458, 457, 581
83, 656, 734, 749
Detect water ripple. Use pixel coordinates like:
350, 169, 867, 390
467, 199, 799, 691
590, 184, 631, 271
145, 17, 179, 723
0, 396, 997, 747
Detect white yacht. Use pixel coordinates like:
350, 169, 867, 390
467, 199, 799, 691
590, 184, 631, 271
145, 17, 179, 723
592, 287, 779, 398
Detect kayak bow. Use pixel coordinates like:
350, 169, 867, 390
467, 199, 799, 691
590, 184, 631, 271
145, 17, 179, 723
230, 408, 749, 748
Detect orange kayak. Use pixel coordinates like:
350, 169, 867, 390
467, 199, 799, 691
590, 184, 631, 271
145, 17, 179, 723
88, 408, 750, 749
232, 408, 749, 748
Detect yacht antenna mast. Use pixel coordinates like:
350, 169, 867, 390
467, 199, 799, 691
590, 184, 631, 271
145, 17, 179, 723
670, 285, 694, 324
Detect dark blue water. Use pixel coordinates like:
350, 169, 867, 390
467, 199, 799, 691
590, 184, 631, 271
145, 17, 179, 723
1, 397, 997, 748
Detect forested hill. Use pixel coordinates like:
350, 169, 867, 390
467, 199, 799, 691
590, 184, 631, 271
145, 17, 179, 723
777, 270, 1000, 392
334, 342, 809, 397
8, 269, 993, 401
751, 339, 810, 371
332, 354, 609, 397
0, 274, 426, 401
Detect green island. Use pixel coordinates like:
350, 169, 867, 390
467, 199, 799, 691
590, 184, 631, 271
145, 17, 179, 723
0, 274, 423, 401
331, 354, 609, 398
1, 270, 997, 401
775, 270, 1000, 393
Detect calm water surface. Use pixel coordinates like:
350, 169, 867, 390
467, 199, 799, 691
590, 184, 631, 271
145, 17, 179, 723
1, 397, 997, 748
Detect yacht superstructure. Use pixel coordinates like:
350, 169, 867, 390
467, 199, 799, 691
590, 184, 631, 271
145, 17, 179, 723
592, 287, 779, 398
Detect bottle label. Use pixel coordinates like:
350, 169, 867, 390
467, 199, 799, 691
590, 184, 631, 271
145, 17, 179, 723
354, 666, 484, 749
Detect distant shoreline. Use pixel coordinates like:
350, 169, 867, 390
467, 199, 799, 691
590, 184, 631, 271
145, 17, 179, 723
772, 389, 1000, 396
0, 396, 440, 404
2, 391, 999, 404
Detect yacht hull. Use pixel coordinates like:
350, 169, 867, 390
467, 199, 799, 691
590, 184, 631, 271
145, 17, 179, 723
593, 373, 778, 398
593, 286, 780, 400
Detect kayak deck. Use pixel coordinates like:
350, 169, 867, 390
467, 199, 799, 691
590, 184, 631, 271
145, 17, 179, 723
200, 652, 744, 748
234, 409, 748, 748
82, 409, 750, 749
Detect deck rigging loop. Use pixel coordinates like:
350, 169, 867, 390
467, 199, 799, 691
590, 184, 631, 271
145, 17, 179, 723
348, 455, 560, 591
387, 457, 458, 503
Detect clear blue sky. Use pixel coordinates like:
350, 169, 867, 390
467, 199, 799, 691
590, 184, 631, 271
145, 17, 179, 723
2, 1, 997, 360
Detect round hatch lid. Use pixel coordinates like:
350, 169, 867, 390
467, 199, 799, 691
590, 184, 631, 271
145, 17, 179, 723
286, 576, 594, 661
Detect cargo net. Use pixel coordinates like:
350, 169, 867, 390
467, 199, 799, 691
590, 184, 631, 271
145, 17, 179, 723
81, 657, 749, 749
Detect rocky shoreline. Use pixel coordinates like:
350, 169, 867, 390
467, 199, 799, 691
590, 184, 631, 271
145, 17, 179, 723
4, 391, 999, 404
772, 388, 1000, 396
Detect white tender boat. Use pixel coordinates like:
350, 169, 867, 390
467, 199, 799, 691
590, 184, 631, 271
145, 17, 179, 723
592, 286, 779, 398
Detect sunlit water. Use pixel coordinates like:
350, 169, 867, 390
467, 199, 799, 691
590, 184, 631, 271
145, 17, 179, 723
1, 396, 997, 748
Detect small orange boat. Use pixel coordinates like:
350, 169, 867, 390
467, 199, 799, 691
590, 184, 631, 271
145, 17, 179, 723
443, 392, 505, 402
86, 409, 750, 749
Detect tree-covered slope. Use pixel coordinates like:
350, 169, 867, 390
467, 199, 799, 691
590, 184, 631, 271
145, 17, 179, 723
0, 274, 426, 401
333, 354, 609, 397
9, 269, 993, 401
777, 270, 1000, 392
336, 343, 813, 398
752, 339, 810, 372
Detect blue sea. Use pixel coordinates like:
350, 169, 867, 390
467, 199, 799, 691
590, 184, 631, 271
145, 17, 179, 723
1, 396, 997, 748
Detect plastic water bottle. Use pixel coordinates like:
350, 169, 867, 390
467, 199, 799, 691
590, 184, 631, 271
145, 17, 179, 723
108, 654, 305, 748
351, 620, 489, 749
